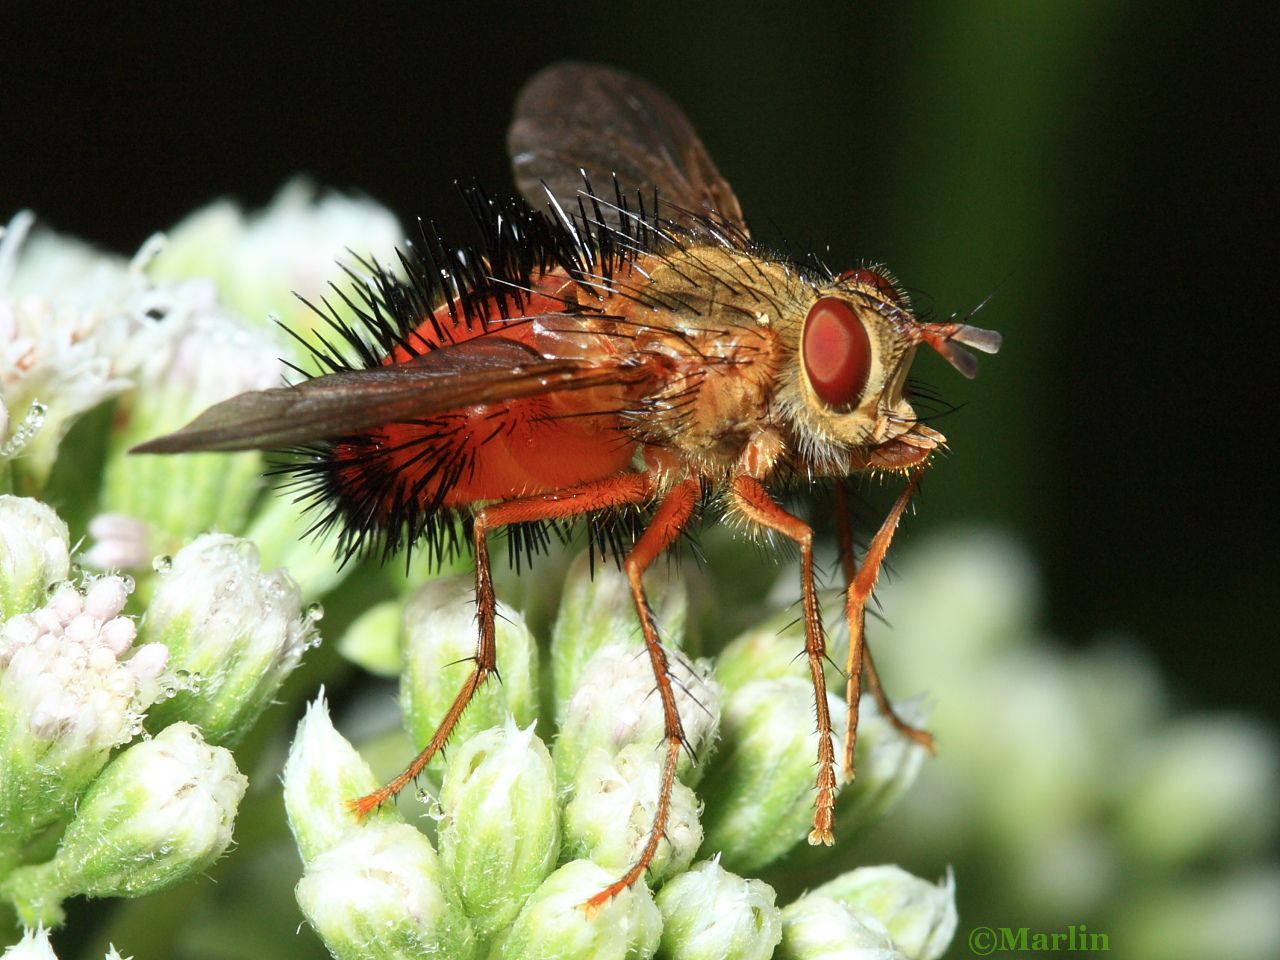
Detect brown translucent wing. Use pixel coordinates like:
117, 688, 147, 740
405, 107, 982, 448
132, 337, 648, 454
509, 62, 747, 233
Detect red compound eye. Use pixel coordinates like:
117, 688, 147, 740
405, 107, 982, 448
802, 297, 872, 410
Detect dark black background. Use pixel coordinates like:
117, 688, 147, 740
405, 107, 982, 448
4, 1, 1275, 728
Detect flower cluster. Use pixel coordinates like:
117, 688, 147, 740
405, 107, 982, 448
0, 496, 313, 936
284, 558, 953, 960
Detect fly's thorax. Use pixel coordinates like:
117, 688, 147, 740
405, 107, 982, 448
606, 248, 801, 471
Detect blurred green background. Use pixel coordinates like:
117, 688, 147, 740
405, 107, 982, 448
4, 2, 1275, 956
5, 0, 1271, 726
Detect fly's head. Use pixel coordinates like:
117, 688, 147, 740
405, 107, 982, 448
780, 268, 1002, 474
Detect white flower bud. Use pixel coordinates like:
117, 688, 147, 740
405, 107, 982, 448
550, 551, 687, 720
3, 723, 246, 928
437, 719, 559, 940
295, 822, 475, 960
0, 927, 59, 960
400, 576, 538, 759
699, 679, 847, 873
498, 860, 661, 960
0, 576, 166, 850
779, 894, 905, 960
554, 642, 719, 788
283, 690, 397, 866
811, 866, 957, 960
655, 859, 782, 960
0, 495, 70, 619
140, 534, 316, 744
562, 745, 702, 886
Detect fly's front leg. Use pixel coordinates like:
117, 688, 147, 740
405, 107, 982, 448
582, 476, 702, 914
834, 472, 933, 781
730, 475, 837, 845
350, 472, 653, 819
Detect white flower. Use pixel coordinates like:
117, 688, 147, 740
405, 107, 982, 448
0, 575, 167, 845
0, 213, 153, 483
0, 927, 58, 959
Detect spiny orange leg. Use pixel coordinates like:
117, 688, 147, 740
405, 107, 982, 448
582, 477, 702, 915
731, 475, 837, 845
834, 472, 933, 781
349, 472, 654, 820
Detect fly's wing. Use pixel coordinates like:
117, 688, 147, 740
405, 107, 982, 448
132, 337, 647, 454
508, 62, 748, 233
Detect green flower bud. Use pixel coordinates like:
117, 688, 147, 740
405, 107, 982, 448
0, 495, 69, 619
699, 679, 845, 873
140, 534, 316, 745
400, 576, 538, 758
655, 859, 782, 960
562, 745, 701, 887
498, 860, 661, 960
295, 822, 476, 960
93, 288, 284, 563
713, 610, 806, 694
283, 690, 399, 866
1118, 716, 1280, 866
811, 866, 956, 960
2, 723, 246, 928
1, 577, 168, 857
779, 894, 904, 960
554, 643, 719, 788
337, 598, 403, 677
438, 719, 559, 941
550, 552, 687, 720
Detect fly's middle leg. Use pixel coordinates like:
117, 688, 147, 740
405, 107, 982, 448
581, 476, 702, 914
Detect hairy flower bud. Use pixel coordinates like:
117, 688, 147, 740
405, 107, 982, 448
400, 576, 538, 760
498, 860, 661, 960
2, 723, 246, 927
655, 859, 782, 960
283, 691, 396, 866
811, 866, 957, 960
562, 745, 702, 886
700, 679, 846, 873
140, 534, 316, 744
437, 719, 559, 940
779, 894, 904, 960
294, 822, 475, 960
0, 495, 69, 619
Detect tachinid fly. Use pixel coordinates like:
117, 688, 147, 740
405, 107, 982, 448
135, 62, 1002, 911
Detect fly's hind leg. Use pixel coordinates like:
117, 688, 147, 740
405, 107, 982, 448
581, 476, 703, 914
350, 472, 654, 819
833, 473, 935, 782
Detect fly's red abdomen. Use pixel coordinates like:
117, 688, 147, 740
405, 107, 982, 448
326, 269, 642, 531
